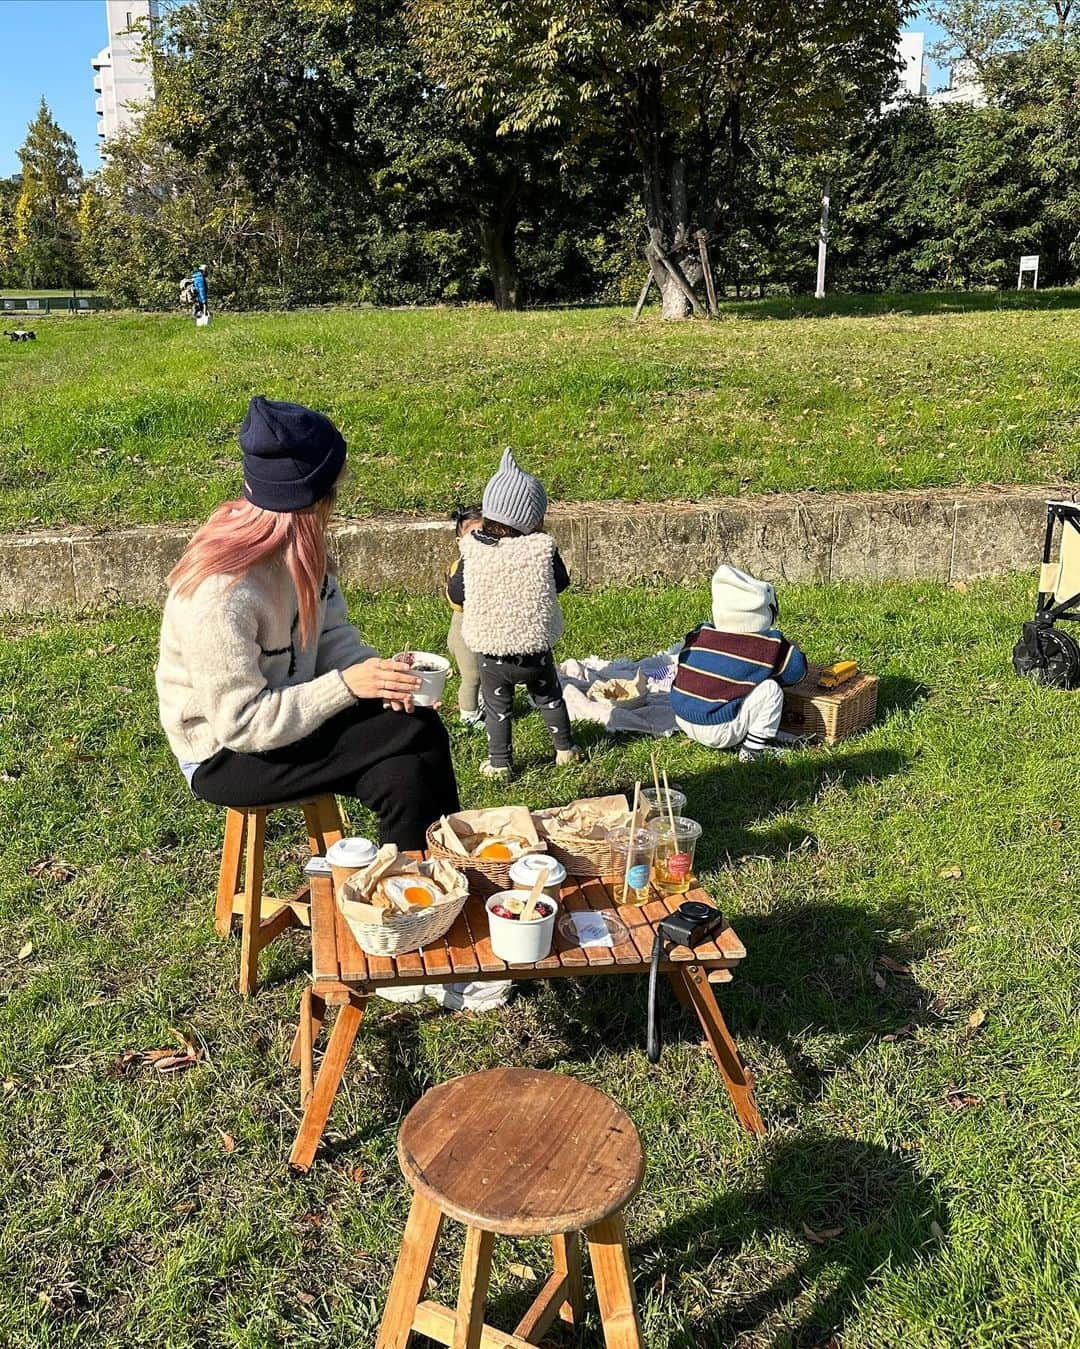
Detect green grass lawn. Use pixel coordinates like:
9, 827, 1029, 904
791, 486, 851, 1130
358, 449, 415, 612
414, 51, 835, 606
1, 576, 1078, 1346
2, 296, 1079, 531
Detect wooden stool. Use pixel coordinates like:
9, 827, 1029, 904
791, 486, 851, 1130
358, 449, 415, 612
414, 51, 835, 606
376, 1067, 645, 1349
214, 794, 343, 996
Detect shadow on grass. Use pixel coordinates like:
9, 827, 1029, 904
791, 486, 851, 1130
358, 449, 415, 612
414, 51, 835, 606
634, 1133, 944, 1347
705, 286, 1080, 323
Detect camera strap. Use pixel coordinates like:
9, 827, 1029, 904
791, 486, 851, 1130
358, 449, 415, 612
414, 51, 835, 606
646, 928, 676, 1064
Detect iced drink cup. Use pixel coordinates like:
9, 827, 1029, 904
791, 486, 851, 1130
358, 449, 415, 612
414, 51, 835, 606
608, 826, 656, 904
648, 817, 703, 896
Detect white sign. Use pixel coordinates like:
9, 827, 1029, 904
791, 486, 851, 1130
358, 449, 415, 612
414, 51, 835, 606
1018, 254, 1040, 290
25, 298, 40, 310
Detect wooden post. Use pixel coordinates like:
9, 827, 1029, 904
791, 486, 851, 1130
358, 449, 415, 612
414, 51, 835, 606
696, 231, 718, 317
632, 273, 654, 319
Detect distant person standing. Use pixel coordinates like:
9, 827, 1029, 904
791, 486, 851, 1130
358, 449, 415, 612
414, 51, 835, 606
192, 264, 209, 321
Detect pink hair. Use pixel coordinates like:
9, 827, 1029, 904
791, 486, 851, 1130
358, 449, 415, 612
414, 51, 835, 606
168, 497, 331, 646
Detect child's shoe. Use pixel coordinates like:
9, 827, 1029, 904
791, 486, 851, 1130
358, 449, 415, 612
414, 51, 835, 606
555, 745, 583, 766
737, 738, 788, 763
480, 759, 512, 779
459, 709, 485, 729
427, 980, 511, 1012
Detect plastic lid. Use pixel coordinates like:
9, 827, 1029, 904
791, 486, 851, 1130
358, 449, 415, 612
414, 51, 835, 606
647, 816, 703, 840
509, 854, 567, 886
325, 836, 378, 867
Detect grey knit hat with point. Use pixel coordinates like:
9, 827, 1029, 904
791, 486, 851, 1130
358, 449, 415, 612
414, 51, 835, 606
481, 447, 548, 533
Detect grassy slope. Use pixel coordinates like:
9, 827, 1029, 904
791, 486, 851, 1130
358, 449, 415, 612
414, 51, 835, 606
1, 577, 1078, 1347
1, 294, 1079, 530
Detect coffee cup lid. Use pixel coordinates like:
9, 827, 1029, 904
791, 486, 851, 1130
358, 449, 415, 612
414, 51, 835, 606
509, 854, 567, 886
326, 836, 378, 867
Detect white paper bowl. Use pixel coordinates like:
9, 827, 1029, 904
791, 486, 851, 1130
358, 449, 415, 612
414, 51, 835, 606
485, 889, 558, 964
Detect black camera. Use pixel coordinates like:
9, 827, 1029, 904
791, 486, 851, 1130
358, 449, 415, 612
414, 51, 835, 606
647, 900, 724, 1063
657, 899, 725, 949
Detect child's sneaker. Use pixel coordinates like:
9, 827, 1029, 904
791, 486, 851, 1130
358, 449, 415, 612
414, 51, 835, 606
555, 745, 583, 766
427, 980, 511, 1012
737, 739, 787, 763
459, 709, 485, 729
480, 759, 512, 779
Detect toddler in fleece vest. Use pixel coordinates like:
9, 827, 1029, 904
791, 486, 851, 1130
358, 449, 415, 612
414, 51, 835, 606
671, 566, 807, 762
446, 448, 581, 778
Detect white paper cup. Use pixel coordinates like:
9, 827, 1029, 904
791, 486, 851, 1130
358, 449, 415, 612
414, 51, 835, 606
486, 889, 558, 964
399, 651, 451, 707
325, 836, 378, 893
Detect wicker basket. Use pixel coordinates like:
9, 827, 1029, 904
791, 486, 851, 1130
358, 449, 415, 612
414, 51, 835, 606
425, 822, 547, 897
533, 826, 610, 878
338, 860, 468, 957
781, 666, 879, 744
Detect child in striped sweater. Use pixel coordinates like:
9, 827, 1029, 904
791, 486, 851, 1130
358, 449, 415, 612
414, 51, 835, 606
670, 566, 807, 762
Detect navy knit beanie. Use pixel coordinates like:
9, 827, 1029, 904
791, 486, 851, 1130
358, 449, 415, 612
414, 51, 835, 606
239, 396, 346, 512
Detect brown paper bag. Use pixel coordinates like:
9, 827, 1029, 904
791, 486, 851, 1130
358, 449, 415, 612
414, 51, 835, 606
532, 794, 631, 875
430, 805, 543, 858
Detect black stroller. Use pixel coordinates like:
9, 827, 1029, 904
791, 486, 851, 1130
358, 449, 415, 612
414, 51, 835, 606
1013, 501, 1080, 688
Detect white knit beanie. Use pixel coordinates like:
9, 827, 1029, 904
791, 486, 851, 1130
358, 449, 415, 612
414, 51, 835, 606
710, 565, 778, 633
482, 448, 548, 533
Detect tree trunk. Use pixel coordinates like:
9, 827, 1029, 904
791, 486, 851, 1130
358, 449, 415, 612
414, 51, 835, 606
477, 219, 520, 311
638, 124, 703, 319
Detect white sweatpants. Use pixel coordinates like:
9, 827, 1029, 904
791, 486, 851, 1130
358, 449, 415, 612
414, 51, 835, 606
675, 678, 784, 750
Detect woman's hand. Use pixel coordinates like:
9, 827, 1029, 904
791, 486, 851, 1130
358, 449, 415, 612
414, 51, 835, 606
343, 657, 422, 711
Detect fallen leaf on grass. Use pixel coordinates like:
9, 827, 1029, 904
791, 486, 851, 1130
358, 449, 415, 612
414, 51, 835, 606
939, 866, 963, 880
873, 970, 887, 991
883, 1022, 918, 1042
351, 1165, 365, 1185
802, 1222, 845, 1245
111, 1028, 206, 1077
930, 1221, 945, 1241
944, 1085, 981, 1110
17, 941, 33, 960
296, 1291, 316, 1306
877, 955, 912, 975
508, 1263, 537, 1281
967, 1008, 987, 1030
220, 1131, 237, 1154
28, 858, 77, 884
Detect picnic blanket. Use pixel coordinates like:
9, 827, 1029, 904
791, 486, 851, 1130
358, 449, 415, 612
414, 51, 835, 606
557, 647, 680, 736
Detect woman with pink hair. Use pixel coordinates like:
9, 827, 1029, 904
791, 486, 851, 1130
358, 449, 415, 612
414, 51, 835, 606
156, 396, 459, 848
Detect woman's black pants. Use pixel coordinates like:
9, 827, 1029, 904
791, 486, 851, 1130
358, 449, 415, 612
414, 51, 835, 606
191, 701, 460, 852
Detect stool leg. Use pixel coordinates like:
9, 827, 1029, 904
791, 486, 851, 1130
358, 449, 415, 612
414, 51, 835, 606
586, 1213, 643, 1349
318, 795, 344, 850
553, 1231, 585, 1325
238, 809, 267, 997
375, 1191, 444, 1349
215, 809, 246, 938
453, 1227, 494, 1349
302, 802, 326, 857
289, 990, 326, 1070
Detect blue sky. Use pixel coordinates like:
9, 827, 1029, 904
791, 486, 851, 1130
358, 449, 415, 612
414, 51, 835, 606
0, 1, 949, 179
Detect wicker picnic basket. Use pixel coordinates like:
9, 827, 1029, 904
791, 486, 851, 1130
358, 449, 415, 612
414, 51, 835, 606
337, 853, 469, 957
780, 666, 879, 744
425, 808, 547, 896
532, 795, 631, 877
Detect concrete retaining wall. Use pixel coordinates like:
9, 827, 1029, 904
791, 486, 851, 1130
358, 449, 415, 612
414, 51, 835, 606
0, 486, 1066, 616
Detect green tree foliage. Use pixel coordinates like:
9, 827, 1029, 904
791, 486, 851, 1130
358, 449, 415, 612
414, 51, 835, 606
408, 0, 914, 316
11, 100, 83, 289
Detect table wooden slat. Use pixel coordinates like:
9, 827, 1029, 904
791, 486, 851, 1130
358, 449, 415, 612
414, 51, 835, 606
310, 875, 341, 982
580, 877, 641, 965
619, 899, 658, 964
419, 939, 453, 978
393, 947, 426, 982
462, 896, 508, 973
561, 880, 613, 966
550, 878, 590, 967
332, 879, 370, 984
444, 908, 481, 975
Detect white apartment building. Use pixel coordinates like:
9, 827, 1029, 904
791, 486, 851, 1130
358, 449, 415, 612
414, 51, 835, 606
888, 32, 988, 111
91, 0, 158, 148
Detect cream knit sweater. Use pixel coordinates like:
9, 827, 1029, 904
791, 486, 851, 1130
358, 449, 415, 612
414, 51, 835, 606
156, 562, 376, 763
460, 531, 564, 657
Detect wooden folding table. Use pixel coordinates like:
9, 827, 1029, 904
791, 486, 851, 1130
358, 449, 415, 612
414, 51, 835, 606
288, 867, 764, 1172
